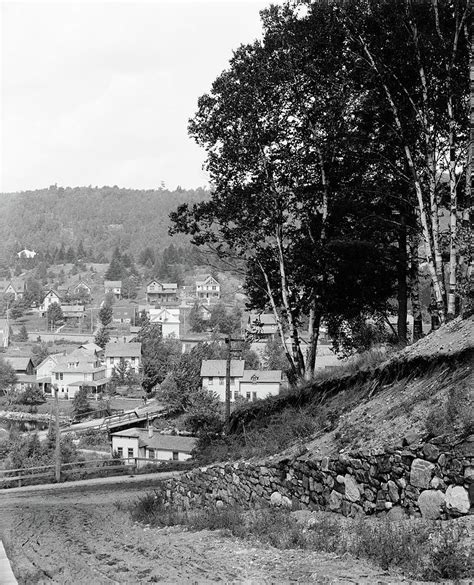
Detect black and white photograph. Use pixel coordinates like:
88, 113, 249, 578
0, 0, 473, 582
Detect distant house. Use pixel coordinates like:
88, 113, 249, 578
51, 348, 107, 400
4, 356, 36, 390
200, 360, 245, 402
73, 281, 92, 298
104, 280, 122, 300
110, 428, 197, 467
195, 275, 220, 302
146, 280, 179, 305
40, 290, 62, 315
246, 312, 278, 341
0, 319, 10, 348
198, 304, 212, 322
238, 370, 282, 402
112, 304, 137, 324
0, 279, 26, 301
200, 359, 282, 403
104, 342, 142, 378
61, 304, 85, 321
17, 249, 36, 259
149, 307, 180, 338
36, 352, 64, 394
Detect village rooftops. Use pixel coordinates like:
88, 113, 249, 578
110, 428, 197, 453
200, 359, 245, 378
104, 280, 122, 287
104, 342, 142, 357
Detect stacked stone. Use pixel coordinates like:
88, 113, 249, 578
155, 435, 473, 520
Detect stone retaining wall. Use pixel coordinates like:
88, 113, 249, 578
155, 436, 473, 520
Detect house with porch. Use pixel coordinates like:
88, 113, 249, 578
104, 280, 122, 299
146, 280, 179, 305
195, 275, 220, 303
72, 280, 92, 299
51, 348, 107, 400
61, 304, 85, 322
35, 352, 65, 394
112, 304, 137, 324
104, 342, 142, 377
110, 428, 196, 467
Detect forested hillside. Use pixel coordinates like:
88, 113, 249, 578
0, 185, 209, 260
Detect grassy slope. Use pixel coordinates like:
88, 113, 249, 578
200, 317, 473, 464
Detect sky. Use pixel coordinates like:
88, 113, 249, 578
0, 0, 279, 193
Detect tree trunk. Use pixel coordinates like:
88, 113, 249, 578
275, 227, 305, 379
397, 212, 408, 345
409, 233, 424, 341
306, 303, 322, 380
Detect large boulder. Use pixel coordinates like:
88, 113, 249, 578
445, 485, 470, 515
344, 474, 361, 502
328, 490, 343, 511
417, 490, 445, 519
410, 458, 435, 489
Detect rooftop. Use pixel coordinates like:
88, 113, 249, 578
241, 370, 282, 383
201, 360, 245, 377
111, 428, 197, 453
105, 342, 142, 357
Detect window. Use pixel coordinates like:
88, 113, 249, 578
131, 357, 136, 364
110, 357, 114, 365
172, 452, 179, 461
128, 448, 134, 458
219, 377, 224, 385
208, 376, 214, 386
117, 447, 123, 457
252, 392, 257, 401
246, 392, 251, 401
55, 373, 59, 380
148, 449, 155, 459
60, 373, 63, 380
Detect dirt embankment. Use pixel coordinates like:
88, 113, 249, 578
1, 481, 405, 584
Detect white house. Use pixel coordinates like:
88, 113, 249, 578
149, 307, 180, 338
200, 359, 245, 402
104, 280, 122, 299
17, 249, 36, 259
104, 342, 142, 377
238, 370, 282, 402
40, 290, 62, 315
35, 352, 65, 394
110, 428, 197, 467
200, 359, 282, 403
195, 275, 220, 302
51, 348, 107, 400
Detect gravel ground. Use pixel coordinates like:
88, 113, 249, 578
0, 478, 405, 584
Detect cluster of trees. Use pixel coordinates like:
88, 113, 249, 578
188, 301, 242, 334
0, 186, 209, 263
94, 302, 113, 348
171, 0, 471, 382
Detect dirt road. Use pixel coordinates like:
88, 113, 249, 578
1, 479, 403, 584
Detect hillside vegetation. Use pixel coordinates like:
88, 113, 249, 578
196, 317, 474, 463
0, 185, 208, 260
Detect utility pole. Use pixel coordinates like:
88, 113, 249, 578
224, 337, 244, 426
54, 385, 61, 483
